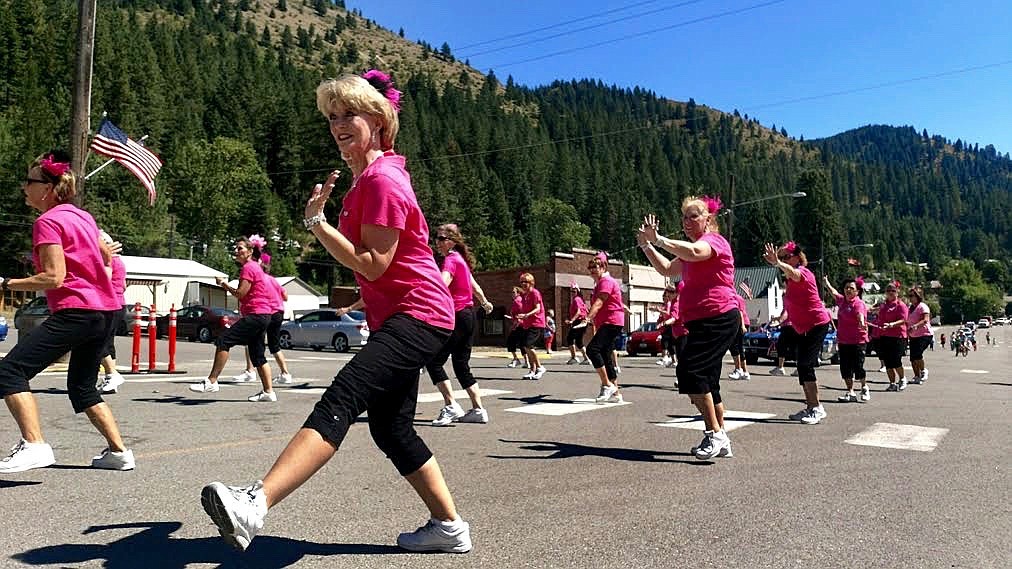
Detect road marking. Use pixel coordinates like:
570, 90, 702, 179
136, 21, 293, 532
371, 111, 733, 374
654, 410, 776, 432
960, 369, 989, 374
845, 422, 948, 452
418, 388, 512, 403
505, 399, 631, 416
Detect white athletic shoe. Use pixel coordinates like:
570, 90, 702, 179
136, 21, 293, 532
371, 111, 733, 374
878, 366, 887, 373
769, 367, 787, 376
607, 391, 624, 404
522, 370, 536, 380
247, 390, 277, 403
91, 448, 135, 470
231, 370, 255, 383
656, 356, 672, 367
566, 357, 579, 365
189, 380, 220, 393
921, 369, 929, 382
898, 378, 908, 391
397, 518, 472, 553
798, 405, 827, 425
432, 402, 465, 426
595, 384, 618, 404
274, 373, 293, 384
837, 392, 858, 403
788, 407, 810, 421
532, 366, 547, 380
0, 439, 55, 473
693, 430, 731, 460
506, 360, 520, 368
739, 371, 751, 381
579, 358, 591, 365
456, 408, 489, 424
201, 481, 268, 551
614, 365, 622, 375
728, 368, 743, 380
860, 385, 871, 402
99, 372, 126, 393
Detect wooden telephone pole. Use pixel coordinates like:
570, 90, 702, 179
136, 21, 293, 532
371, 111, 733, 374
70, 0, 97, 200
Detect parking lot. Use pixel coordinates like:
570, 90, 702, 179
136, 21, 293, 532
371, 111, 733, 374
0, 326, 1009, 568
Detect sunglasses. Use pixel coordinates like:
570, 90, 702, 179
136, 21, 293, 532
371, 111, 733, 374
435, 236, 450, 242
24, 177, 49, 185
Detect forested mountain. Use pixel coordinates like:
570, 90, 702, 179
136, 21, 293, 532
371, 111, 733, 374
1, 0, 1008, 298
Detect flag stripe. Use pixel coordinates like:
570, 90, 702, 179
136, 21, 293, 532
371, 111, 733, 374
89, 118, 162, 204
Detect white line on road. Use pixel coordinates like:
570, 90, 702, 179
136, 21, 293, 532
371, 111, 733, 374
960, 369, 990, 374
844, 422, 949, 452
418, 389, 512, 403
505, 399, 631, 416
654, 410, 777, 432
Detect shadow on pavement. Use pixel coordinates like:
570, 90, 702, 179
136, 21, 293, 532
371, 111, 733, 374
498, 394, 572, 405
131, 396, 245, 406
0, 479, 42, 488
490, 439, 712, 465
13, 521, 405, 569
620, 383, 678, 393
984, 382, 1011, 386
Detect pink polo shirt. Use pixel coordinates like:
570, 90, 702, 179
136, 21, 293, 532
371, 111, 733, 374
266, 276, 286, 313
591, 273, 625, 328
520, 287, 546, 329
783, 266, 831, 334
834, 293, 868, 345
907, 302, 933, 338
736, 295, 751, 327
671, 297, 688, 337
441, 251, 474, 312
679, 232, 738, 323
238, 261, 275, 315
569, 295, 587, 321
877, 299, 908, 338
510, 295, 523, 328
337, 152, 454, 332
32, 204, 120, 313
110, 256, 127, 305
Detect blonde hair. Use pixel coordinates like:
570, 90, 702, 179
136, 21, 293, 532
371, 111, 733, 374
31, 152, 77, 204
316, 75, 399, 150
519, 272, 535, 285
682, 195, 721, 233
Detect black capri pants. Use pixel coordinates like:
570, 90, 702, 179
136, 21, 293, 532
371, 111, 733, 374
566, 319, 587, 348
729, 327, 745, 357
100, 305, 127, 360
506, 327, 526, 353
908, 336, 931, 361
586, 323, 623, 381
838, 343, 866, 381
794, 323, 830, 385
676, 309, 739, 405
426, 307, 477, 390
877, 336, 905, 369
673, 334, 688, 360
776, 325, 797, 361
266, 311, 285, 354
304, 314, 451, 476
216, 313, 270, 367
0, 308, 117, 413
661, 326, 675, 356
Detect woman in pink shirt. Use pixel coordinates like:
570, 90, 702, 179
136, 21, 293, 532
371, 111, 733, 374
505, 286, 528, 368
517, 272, 547, 380
656, 286, 678, 368
584, 253, 627, 403
763, 241, 832, 425
98, 229, 127, 394
564, 284, 590, 364
233, 245, 296, 386
427, 223, 495, 427
728, 294, 751, 381
0, 151, 134, 473
200, 71, 471, 554
637, 196, 740, 461
823, 276, 870, 402
189, 237, 278, 402
905, 286, 932, 384
877, 281, 909, 391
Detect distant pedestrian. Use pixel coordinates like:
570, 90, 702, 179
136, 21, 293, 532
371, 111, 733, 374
877, 282, 909, 391
505, 287, 528, 369
517, 273, 547, 380
824, 276, 870, 402
906, 286, 932, 384
544, 309, 557, 354
583, 253, 626, 403
97, 229, 127, 394
565, 283, 590, 364
728, 294, 751, 381
232, 238, 295, 386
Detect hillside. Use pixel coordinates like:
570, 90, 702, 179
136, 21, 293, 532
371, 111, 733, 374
0, 0, 1008, 293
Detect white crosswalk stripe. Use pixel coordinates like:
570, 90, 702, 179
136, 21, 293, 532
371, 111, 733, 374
654, 410, 776, 432
505, 398, 630, 416
845, 422, 948, 452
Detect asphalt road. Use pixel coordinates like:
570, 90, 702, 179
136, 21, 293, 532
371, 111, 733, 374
0, 326, 1008, 568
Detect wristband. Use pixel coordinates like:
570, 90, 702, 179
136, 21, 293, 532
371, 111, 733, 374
303, 213, 326, 229
653, 237, 664, 247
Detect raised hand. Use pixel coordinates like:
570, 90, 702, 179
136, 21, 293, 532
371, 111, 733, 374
640, 214, 660, 243
306, 169, 340, 220
762, 242, 779, 266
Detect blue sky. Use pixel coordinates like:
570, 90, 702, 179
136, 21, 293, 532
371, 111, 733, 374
355, 0, 1012, 154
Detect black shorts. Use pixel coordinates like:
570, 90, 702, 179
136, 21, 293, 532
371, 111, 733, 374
908, 336, 931, 360
216, 313, 271, 366
101, 305, 128, 360
266, 311, 285, 354
877, 336, 905, 369
523, 327, 544, 349
675, 309, 739, 405
566, 320, 587, 348
776, 325, 797, 360
506, 327, 526, 352
838, 343, 866, 381
729, 327, 745, 356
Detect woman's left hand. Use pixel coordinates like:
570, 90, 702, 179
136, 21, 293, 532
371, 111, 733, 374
640, 214, 660, 243
762, 243, 779, 266
306, 169, 340, 220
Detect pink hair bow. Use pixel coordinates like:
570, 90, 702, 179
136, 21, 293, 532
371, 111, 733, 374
248, 234, 267, 249
596, 251, 608, 264
855, 275, 865, 289
40, 154, 70, 178
362, 69, 402, 113
259, 253, 271, 267
782, 240, 797, 254
701, 195, 723, 215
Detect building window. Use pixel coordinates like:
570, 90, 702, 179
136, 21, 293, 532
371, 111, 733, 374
483, 319, 504, 336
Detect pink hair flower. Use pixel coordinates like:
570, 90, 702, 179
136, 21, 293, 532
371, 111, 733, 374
596, 251, 609, 264
248, 234, 267, 249
855, 275, 865, 289
40, 154, 71, 178
700, 195, 723, 215
782, 240, 797, 254
362, 69, 402, 113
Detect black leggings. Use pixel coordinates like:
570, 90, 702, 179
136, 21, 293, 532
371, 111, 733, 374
566, 320, 587, 348
303, 314, 450, 476
794, 323, 830, 385
661, 326, 675, 357
838, 343, 866, 381
426, 307, 477, 390
587, 323, 623, 381
266, 311, 284, 354
0, 308, 117, 413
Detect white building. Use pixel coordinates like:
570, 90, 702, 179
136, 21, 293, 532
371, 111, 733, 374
625, 263, 667, 331
121, 256, 228, 315
226, 276, 326, 320
733, 266, 783, 325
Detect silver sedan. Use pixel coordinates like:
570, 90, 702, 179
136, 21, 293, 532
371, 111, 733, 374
278, 310, 369, 353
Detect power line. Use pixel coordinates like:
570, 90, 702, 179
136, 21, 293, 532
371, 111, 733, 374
459, 0, 707, 60
484, 0, 788, 70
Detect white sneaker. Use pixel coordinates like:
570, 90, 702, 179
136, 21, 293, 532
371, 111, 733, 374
566, 357, 579, 365
614, 365, 622, 375
247, 390, 277, 402
579, 358, 591, 365
728, 368, 742, 380
91, 448, 135, 470
533, 366, 547, 380
666, 360, 677, 368
921, 369, 929, 382
432, 402, 465, 426
607, 391, 624, 404
837, 392, 858, 403
878, 366, 887, 373
788, 407, 810, 421
522, 370, 535, 380
739, 371, 751, 381
799, 408, 822, 425
231, 369, 255, 383
898, 378, 908, 391
457, 408, 489, 424
656, 356, 671, 366
0, 439, 55, 473
791, 368, 800, 376
99, 372, 126, 393
694, 430, 731, 460
770, 367, 786, 376
692, 435, 734, 458
595, 384, 618, 404
397, 518, 472, 553
274, 373, 293, 384
860, 385, 871, 402
506, 360, 520, 368
201, 481, 268, 551
189, 379, 220, 393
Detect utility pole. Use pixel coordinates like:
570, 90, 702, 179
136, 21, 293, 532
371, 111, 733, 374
70, 0, 98, 201
727, 174, 736, 250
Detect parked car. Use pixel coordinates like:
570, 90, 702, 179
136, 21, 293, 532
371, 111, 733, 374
156, 305, 240, 343
976, 319, 990, 329
994, 317, 1008, 326
279, 309, 369, 353
116, 304, 153, 335
13, 296, 51, 339
0, 315, 8, 342
626, 322, 663, 356
743, 324, 839, 365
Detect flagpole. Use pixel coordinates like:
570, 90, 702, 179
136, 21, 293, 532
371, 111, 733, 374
85, 134, 149, 180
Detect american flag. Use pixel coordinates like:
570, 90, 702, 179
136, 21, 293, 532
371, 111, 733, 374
738, 279, 754, 300
90, 118, 163, 204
